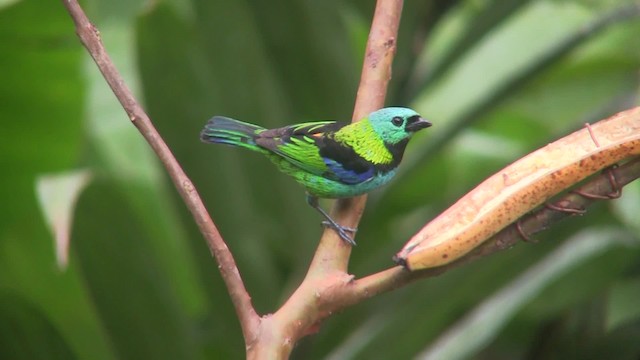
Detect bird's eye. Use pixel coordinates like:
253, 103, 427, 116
391, 116, 404, 127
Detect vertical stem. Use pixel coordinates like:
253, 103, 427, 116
309, 0, 405, 276
248, 1, 406, 358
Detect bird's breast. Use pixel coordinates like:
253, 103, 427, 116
300, 169, 398, 198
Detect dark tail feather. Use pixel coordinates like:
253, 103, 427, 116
200, 116, 266, 152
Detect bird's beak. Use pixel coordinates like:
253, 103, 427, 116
405, 116, 432, 132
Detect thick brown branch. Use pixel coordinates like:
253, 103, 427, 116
60, 0, 259, 341
309, 0, 405, 275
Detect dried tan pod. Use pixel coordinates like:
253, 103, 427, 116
396, 107, 640, 270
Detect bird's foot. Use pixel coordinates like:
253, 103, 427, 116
306, 194, 357, 246
321, 221, 357, 233
321, 220, 357, 246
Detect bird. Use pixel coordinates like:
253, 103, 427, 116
200, 107, 432, 245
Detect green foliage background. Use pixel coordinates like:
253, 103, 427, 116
2, 0, 640, 358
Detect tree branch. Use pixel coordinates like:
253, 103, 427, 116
307, 0, 405, 275
247, 0, 405, 358
61, 0, 259, 341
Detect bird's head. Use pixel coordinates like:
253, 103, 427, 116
368, 107, 432, 145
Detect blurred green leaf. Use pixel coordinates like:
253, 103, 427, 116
413, 1, 592, 128
0, 293, 75, 360
612, 180, 640, 232
405, 0, 534, 100
86, 0, 210, 322
72, 181, 204, 359
36, 169, 92, 269
0, 0, 20, 10
0, 1, 116, 359
606, 278, 640, 332
0, 0, 83, 229
417, 228, 634, 360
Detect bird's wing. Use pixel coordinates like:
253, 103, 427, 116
255, 121, 339, 177
256, 121, 376, 184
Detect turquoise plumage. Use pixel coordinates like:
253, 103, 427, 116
200, 107, 431, 244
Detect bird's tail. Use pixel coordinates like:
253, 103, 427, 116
200, 116, 266, 153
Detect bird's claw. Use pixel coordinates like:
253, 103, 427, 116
306, 194, 357, 246
321, 221, 357, 246
321, 221, 357, 233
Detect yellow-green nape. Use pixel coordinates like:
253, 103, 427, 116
334, 120, 394, 165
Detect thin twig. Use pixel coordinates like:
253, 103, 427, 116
60, 0, 259, 340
